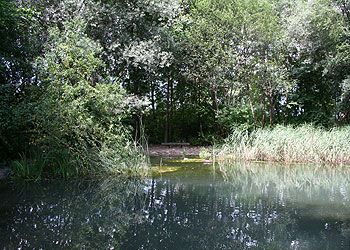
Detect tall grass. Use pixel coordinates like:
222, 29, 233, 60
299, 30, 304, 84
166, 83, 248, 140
96, 141, 150, 177
219, 125, 350, 165
11, 152, 47, 181
11, 149, 79, 180
11, 144, 150, 180
97, 123, 150, 176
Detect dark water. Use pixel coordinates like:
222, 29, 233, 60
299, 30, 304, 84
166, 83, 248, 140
1, 160, 350, 249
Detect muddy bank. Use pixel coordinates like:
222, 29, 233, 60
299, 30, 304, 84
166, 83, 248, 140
147, 145, 207, 157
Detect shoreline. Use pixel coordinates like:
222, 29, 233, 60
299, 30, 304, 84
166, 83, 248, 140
147, 145, 206, 157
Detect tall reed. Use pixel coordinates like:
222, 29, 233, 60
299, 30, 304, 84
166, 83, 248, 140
219, 125, 350, 165
11, 144, 149, 180
11, 151, 48, 181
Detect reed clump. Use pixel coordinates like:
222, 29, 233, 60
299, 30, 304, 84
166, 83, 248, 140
220, 125, 350, 165
11, 143, 149, 181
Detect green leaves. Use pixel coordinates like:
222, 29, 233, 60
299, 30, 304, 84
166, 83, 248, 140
177, 0, 289, 127
29, 18, 147, 176
36, 18, 102, 85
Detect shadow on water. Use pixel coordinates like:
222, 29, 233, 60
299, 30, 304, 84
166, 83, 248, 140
1, 159, 350, 249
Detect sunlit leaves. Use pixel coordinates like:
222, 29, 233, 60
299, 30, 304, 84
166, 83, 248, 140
123, 38, 173, 68
31, 19, 145, 174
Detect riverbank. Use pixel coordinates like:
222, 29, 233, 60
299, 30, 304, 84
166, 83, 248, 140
148, 145, 205, 157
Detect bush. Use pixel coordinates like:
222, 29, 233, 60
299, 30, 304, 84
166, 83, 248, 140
15, 18, 149, 178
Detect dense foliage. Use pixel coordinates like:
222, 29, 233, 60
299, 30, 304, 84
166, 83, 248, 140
29, 19, 147, 176
1, 0, 350, 175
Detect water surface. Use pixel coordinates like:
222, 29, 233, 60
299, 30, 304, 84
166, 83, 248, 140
1, 160, 350, 249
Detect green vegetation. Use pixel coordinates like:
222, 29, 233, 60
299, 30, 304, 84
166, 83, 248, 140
29, 19, 148, 177
219, 125, 350, 164
199, 148, 212, 160
2, 0, 350, 178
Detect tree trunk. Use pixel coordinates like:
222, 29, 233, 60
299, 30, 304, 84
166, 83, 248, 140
248, 90, 258, 129
169, 77, 174, 142
198, 82, 204, 136
151, 82, 156, 120
269, 89, 275, 126
262, 101, 266, 129
212, 88, 219, 113
164, 78, 170, 143
134, 114, 139, 141
133, 73, 140, 141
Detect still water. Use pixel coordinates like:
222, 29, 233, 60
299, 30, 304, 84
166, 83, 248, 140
1, 159, 350, 249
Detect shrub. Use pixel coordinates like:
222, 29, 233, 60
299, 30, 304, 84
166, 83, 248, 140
15, 18, 149, 178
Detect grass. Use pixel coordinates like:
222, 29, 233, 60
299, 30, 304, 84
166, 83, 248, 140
11, 152, 47, 181
219, 125, 350, 165
199, 148, 211, 160
96, 141, 150, 177
11, 143, 150, 181
11, 149, 78, 180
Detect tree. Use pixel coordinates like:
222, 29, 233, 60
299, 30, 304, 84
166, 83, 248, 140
29, 18, 146, 175
281, 0, 343, 126
175, 0, 292, 132
0, 0, 35, 159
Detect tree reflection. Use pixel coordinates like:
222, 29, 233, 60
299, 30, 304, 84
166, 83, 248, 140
122, 164, 350, 249
0, 177, 146, 249
2, 164, 350, 249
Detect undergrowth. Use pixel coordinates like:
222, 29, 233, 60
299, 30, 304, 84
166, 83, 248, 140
11, 144, 149, 181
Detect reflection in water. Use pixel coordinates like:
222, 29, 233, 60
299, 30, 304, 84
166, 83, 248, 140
0, 178, 146, 249
1, 162, 350, 249
123, 175, 350, 249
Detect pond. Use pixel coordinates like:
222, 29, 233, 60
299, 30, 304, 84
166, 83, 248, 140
1, 159, 350, 249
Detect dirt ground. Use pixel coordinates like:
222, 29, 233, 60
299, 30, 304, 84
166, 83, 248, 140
147, 144, 206, 157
